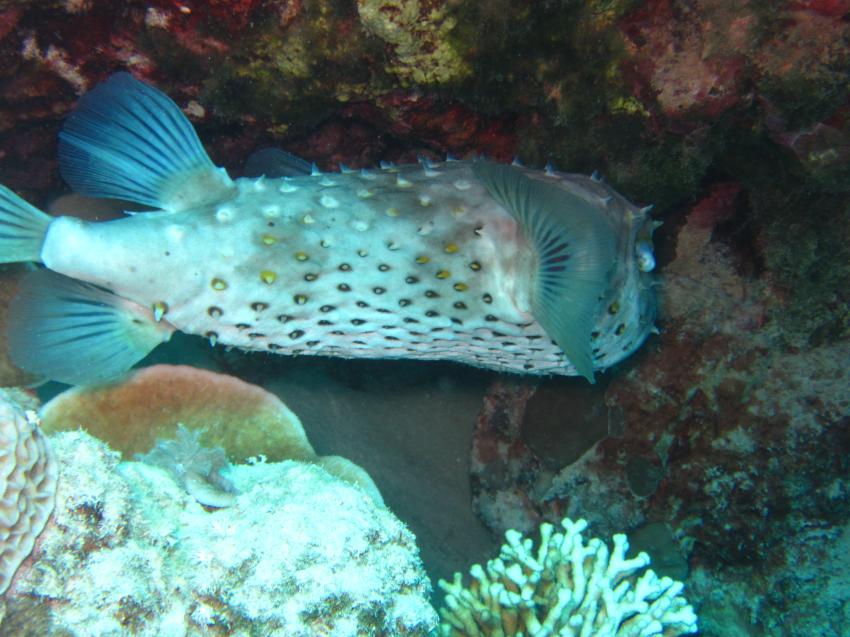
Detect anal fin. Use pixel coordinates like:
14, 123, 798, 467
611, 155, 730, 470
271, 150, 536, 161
473, 161, 617, 382
7, 269, 174, 386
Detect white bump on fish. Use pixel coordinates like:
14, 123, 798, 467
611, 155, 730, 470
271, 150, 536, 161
0, 73, 658, 386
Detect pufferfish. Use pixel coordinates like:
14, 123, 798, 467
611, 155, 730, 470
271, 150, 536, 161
0, 73, 657, 386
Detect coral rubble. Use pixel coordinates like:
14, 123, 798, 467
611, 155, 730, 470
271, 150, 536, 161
5, 430, 437, 636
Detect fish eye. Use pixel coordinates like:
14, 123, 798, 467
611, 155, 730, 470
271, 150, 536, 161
636, 241, 655, 272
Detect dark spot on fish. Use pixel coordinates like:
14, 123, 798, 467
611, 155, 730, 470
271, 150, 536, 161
165, 251, 171, 256
251, 302, 269, 312
527, 335, 543, 340
425, 310, 439, 317
351, 319, 366, 326
306, 340, 320, 347
356, 300, 369, 308
318, 320, 333, 326
373, 287, 386, 295
378, 264, 391, 272
304, 273, 318, 282
381, 325, 394, 329
425, 290, 439, 298
267, 221, 275, 227
277, 315, 294, 323
501, 341, 515, 347
288, 330, 304, 339
204, 330, 218, 340
453, 301, 467, 310
450, 317, 463, 325
591, 331, 600, 340
608, 302, 620, 315
338, 284, 351, 292
377, 308, 391, 314
485, 314, 498, 322
472, 336, 485, 342
615, 323, 626, 336
404, 317, 420, 324
248, 332, 265, 339
405, 276, 419, 284
236, 323, 251, 330
474, 226, 483, 236
431, 327, 444, 332
320, 305, 335, 313
386, 335, 400, 341
482, 293, 493, 304
208, 306, 223, 318
399, 299, 412, 307
339, 263, 352, 272
268, 343, 282, 350
469, 261, 481, 271
523, 363, 534, 370
491, 330, 506, 337
331, 330, 345, 335
294, 294, 308, 305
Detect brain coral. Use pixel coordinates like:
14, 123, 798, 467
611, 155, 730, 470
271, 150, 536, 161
0, 392, 57, 594
439, 517, 697, 637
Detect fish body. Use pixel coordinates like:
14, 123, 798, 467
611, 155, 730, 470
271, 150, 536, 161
0, 74, 657, 385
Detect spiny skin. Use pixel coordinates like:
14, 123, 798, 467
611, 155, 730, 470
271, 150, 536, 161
41, 161, 655, 376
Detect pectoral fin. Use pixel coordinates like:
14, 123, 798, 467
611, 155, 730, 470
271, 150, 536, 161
473, 161, 616, 382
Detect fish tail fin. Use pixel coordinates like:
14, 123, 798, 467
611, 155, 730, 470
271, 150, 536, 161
472, 161, 616, 382
8, 269, 174, 386
0, 186, 52, 263
59, 72, 236, 212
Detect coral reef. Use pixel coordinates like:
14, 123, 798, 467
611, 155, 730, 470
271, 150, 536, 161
0, 390, 56, 596
39, 364, 384, 505
4, 429, 437, 636
438, 517, 697, 636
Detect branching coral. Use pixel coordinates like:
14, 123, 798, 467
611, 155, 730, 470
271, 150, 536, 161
438, 517, 697, 637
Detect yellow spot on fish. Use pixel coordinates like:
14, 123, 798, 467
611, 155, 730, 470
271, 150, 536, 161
320, 194, 339, 208
452, 205, 467, 217
295, 251, 309, 261
262, 205, 281, 218
302, 213, 315, 225
444, 243, 459, 254
319, 176, 336, 187
453, 282, 468, 292
608, 301, 620, 315
357, 188, 373, 198
436, 270, 451, 279
386, 207, 400, 217
294, 294, 308, 305
260, 270, 277, 284
396, 176, 413, 188
211, 278, 228, 291
453, 179, 471, 190
279, 182, 298, 193
469, 261, 481, 271
416, 255, 430, 264
152, 301, 168, 322
418, 195, 432, 207
261, 234, 277, 246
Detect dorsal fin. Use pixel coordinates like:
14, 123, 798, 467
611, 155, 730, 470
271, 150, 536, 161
243, 148, 313, 178
472, 161, 617, 382
59, 73, 236, 212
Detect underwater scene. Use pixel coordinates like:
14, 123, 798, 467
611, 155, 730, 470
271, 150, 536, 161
0, 0, 848, 635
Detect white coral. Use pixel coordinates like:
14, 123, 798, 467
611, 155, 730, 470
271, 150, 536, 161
439, 517, 698, 637
0, 397, 57, 594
